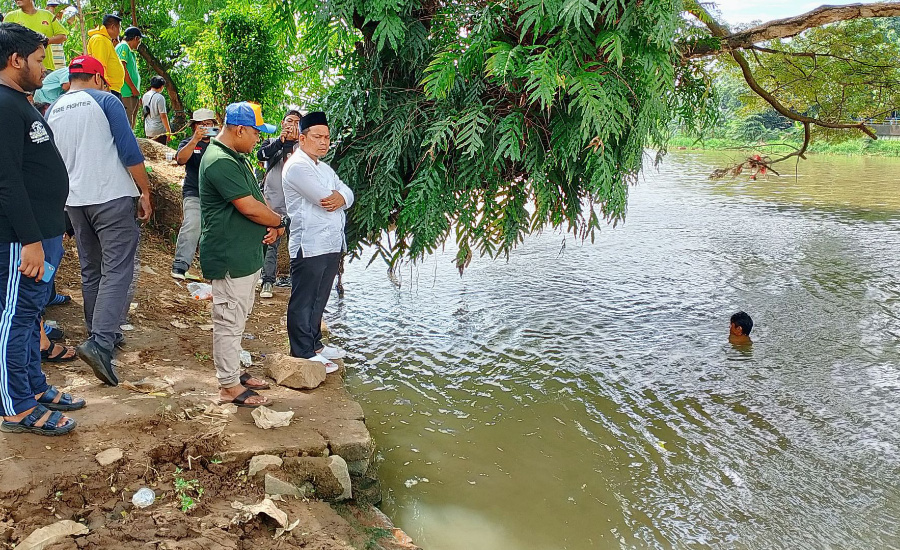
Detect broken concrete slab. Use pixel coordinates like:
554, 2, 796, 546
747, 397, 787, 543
248, 455, 283, 478
328, 456, 353, 501
318, 418, 374, 463
264, 473, 307, 498
282, 456, 352, 501
265, 353, 326, 390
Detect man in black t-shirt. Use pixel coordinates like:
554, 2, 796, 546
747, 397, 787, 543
256, 109, 301, 298
0, 23, 82, 436
171, 108, 217, 280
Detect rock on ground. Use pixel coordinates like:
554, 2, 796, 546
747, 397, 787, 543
94, 448, 123, 467
265, 353, 326, 390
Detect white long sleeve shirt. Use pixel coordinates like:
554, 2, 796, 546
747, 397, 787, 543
282, 149, 354, 258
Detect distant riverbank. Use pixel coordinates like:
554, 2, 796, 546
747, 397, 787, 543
669, 135, 900, 158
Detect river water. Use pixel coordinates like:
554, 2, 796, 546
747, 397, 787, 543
329, 151, 900, 549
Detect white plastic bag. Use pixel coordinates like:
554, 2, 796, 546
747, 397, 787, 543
187, 282, 212, 300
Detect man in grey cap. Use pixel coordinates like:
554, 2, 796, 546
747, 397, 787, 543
171, 108, 218, 280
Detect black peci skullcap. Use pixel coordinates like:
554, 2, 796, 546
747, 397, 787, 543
300, 111, 328, 131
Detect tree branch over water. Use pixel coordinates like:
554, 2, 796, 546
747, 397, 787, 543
686, 2, 883, 165
683, 2, 900, 59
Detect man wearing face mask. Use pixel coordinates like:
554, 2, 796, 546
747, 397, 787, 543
171, 108, 218, 281
282, 111, 353, 373
256, 109, 301, 299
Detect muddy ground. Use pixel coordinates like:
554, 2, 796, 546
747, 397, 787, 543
0, 146, 417, 550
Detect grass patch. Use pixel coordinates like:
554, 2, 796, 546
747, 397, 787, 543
669, 134, 900, 158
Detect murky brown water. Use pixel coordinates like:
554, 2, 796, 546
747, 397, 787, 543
329, 151, 900, 549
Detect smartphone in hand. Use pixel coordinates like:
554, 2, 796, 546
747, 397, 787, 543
17, 260, 56, 283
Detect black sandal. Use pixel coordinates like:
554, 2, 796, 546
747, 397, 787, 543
239, 372, 270, 390
41, 342, 77, 363
220, 388, 269, 408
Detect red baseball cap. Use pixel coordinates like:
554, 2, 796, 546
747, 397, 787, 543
69, 55, 108, 86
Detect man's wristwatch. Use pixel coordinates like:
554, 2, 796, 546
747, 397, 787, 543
276, 215, 289, 229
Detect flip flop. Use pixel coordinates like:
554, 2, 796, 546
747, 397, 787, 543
41, 342, 77, 363
37, 385, 86, 411
220, 388, 269, 408
0, 404, 77, 436
239, 372, 270, 390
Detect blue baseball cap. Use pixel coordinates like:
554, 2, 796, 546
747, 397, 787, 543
224, 102, 276, 133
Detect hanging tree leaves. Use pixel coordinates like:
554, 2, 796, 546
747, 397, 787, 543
277, 0, 716, 272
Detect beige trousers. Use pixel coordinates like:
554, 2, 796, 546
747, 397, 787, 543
211, 270, 260, 388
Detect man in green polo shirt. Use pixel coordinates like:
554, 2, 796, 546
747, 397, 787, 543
116, 26, 142, 127
199, 101, 286, 408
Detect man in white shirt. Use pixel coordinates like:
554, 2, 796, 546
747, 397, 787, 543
281, 112, 353, 372
46, 55, 152, 387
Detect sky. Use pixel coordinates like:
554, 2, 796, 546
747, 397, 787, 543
712, 0, 884, 25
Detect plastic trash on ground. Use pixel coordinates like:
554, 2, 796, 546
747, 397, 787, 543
132, 488, 156, 508
240, 349, 252, 367
187, 282, 212, 300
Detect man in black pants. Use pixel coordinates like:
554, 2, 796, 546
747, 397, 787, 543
256, 109, 301, 298
282, 112, 353, 372
0, 23, 82, 436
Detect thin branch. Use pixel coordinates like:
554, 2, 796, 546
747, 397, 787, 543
749, 45, 900, 69
691, 4, 877, 146
683, 2, 900, 59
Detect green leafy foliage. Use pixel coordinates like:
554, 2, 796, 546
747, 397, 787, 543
276, 0, 716, 272
189, 3, 289, 119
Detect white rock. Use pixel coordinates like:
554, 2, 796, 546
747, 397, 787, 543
95, 448, 123, 466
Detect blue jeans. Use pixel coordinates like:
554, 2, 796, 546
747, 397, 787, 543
0, 236, 64, 416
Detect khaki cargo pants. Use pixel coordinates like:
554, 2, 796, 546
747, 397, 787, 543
211, 270, 260, 388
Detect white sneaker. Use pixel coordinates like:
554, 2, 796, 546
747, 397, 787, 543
319, 345, 346, 360
311, 354, 340, 374
260, 282, 274, 299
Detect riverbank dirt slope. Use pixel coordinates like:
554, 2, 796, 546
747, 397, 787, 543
0, 141, 419, 550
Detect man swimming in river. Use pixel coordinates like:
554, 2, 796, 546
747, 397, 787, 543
729, 311, 753, 346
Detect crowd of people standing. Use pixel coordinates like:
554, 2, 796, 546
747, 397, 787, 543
0, 11, 353, 434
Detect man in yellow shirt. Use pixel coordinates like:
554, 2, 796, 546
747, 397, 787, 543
86, 14, 124, 99
3, 0, 67, 70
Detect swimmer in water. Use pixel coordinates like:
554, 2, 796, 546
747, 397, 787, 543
729, 311, 753, 346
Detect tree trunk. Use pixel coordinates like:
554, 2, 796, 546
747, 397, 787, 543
137, 43, 187, 129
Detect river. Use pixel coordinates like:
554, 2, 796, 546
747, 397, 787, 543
329, 151, 900, 549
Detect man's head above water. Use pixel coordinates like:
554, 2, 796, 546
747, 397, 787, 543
729, 311, 753, 344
